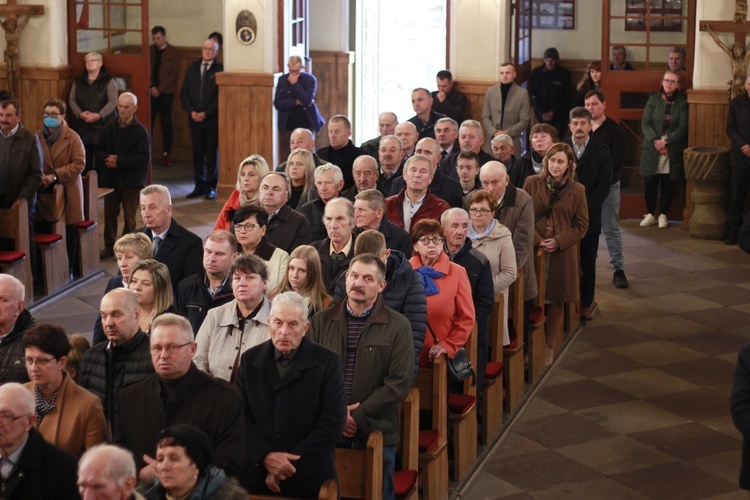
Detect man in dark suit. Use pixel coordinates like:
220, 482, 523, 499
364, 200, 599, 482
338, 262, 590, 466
310, 198, 357, 293
407, 88, 445, 140
237, 291, 345, 497
360, 112, 397, 157
529, 47, 573, 139
136, 184, 203, 294
432, 70, 467, 123
260, 172, 312, 253
565, 107, 612, 321
0, 383, 79, 499
353, 189, 412, 256
390, 137, 463, 208
438, 120, 495, 181
180, 39, 223, 200
316, 115, 365, 190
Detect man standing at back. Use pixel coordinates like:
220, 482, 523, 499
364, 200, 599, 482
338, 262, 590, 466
482, 63, 530, 155
180, 38, 222, 200
150, 25, 180, 167
432, 70, 467, 123
317, 115, 364, 190
529, 48, 572, 139
408, 88, 444, 140
360, 112, 397, 158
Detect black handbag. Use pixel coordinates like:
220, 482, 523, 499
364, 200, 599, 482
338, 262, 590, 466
427, 321, 475, 386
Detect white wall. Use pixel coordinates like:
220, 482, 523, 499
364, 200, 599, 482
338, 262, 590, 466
149, 0, 222, 47
309, 0, 348, 52
221, 0, 276, 73
451, 0, 510, 82
0, 0, 66, 67
694, 0, 735, 89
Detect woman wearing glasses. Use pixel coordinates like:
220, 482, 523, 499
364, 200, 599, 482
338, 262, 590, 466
35, 98, 86, 279
194, 254, 271, 383
468, 190, 517, 346
639, 70, 688, 229
408, 219, 475, 368
21, 324, 108, 457
128, 259, 181, 334
232, 205, 289, 290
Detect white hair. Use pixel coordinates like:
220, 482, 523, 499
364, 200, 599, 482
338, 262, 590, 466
269, 291, 308, 323
441, 207, 469, 225
0, 383, 34, 414
140, 184, 172, 205
79, 444, 136, 488
0, 274, 24, 303
119, 91, 138, 107
314, 163, 344, 184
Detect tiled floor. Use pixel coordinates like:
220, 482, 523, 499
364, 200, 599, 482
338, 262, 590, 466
29, 163, 750, 499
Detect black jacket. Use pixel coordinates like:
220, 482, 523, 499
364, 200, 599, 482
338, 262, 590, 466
298, 197, 327, 243
114, 363, 245, 477
565, 138, 613, 235
0, 427, 79, 499
77, 330, 154, 435
407, 110, 445, 140
431, 88, 467, 123
95, 116, 150, 189
311, 235, 356, 295
732, 343, 750, 489
317, 141, 365, 190
72, 68, 115, 144
728, 93, 750, 167
389, 169, 463, 208
176, 271, 234, 335
92, 275, 127, 345
590, 117, 627, 183
353, 218, 412, 257
438, 149, 495, 181
509, 151, 542, 190
180, 58, 223, 129
0, 309, 34, 384
265, 204, 312, 254
0, 125, 43, 211
237, 337, 345, 497
529, 63, 573, 129
137, 218, 204, 295
333, 250, 427, 384
449, 239, 495, 348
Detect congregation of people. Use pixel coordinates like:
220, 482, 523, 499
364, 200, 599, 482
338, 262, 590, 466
6, 29, 748, 499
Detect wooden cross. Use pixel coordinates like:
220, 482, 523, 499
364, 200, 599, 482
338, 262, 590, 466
0, 0, 44, 98
700, 1, 750, 99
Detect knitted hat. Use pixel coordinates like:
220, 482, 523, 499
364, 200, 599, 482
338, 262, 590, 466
543, 47, 560, 60
156, 424, 213, 473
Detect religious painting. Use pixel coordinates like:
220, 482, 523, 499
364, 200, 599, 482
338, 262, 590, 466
625, 0, 684, 32
531, 0, 575, 30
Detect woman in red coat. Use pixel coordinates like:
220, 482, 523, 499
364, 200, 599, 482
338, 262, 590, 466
214, 155, 269, 230
409, 219, 475, 367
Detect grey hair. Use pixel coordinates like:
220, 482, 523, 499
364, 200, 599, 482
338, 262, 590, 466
79, 444, 136, 488
325, 197, 355, 223
354, 189, 386, 212
0, 383, 34, 415
0, 274, 24, 303
479, 161, 509, 180
460, 119, 484, 138
119, 91, 138, 107
150, 313, 194, 343
380, 135, 403, 149
440, 207, 469, 225
404, 154, 435, 174
491, 134, 513, 146
263, 172, 292, 199
140, 184, 172, 205
436, 117, 459, 131
269, 291, 308, 324
314, 163, 344, 184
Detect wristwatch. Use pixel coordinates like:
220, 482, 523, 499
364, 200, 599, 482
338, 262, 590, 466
53, 174, 58, 183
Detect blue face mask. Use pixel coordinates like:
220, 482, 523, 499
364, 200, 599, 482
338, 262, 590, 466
44, 117, 60, 128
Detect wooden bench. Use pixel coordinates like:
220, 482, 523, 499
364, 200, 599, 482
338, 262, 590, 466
504, 268, 526, 413
527, 250, 547, 382
34, 184, 69, 295
481, 293, 504, 445
561, 242, 582, 351
248, 480, 337, 500
0, 199, 33, 304
76, 172, 100, 278
449, 324, 478, 481
335, 430, 383, 500
416, 356, 448, 500
395, 387, 419, 500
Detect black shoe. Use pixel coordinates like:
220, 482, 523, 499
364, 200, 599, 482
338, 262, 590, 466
205, 188, 217, 200
725, 234, 738, 245
613, 270, 629, 289
186, 188, 205, 199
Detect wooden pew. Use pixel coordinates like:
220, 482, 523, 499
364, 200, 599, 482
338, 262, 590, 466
416, 356, 448, 500
481, 293, 504, 445
504, 268, 526, 413
561, 242, 582, 350
0, 199, 33, 304
248, 480, 337, 500
334, 430, 383, 500
448, 324, 477, 481
34, 184, 69, 295
527, 250, 547, 382
76, 172, 100, 278
394, 387, 419, 500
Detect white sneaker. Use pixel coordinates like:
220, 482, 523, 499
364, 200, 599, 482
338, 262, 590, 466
640, 213, 656, 227
658, 214, 668, 228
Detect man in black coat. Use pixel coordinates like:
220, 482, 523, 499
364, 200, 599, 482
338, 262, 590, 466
390, 137, 463, 208
565, 107, 612, 321
180, 39, 223, 200
260, 173, 312, 253
78, 289, 155, 435
316, 115, 365, 190
529, 47, 573, 139
432, 70, 467, 123
353, 189, 412, 257
726, 74, 750, 245
0, 383, 79, 499
114, 313, 244, 479
136, 184, 203, 294
299, 164, 345, 242
0, 275, 34, 385
311, 198, 357, 294
95, 92, 150, 260
237, 292, 345, 497
407, 88, 445, 140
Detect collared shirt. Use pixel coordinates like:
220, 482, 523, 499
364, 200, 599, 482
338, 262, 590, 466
0, 123, 19, 138
329, 235, 353, 258
151, 227, 170, 243
345, 301, 374, 317
403, 192, 426, 232
205, 273, 230, 297
572, 137, 590, 159
0, 434, 27, 479
118, 116, 134, 128
274, 346, 299, 378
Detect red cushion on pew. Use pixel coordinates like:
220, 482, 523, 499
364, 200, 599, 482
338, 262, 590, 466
0, 251, 25, 264
34, 233, 62, 245
394, 469, 418, 498
75, 220, 96, 230
485, 361, 504, 380
418, 429, 439, 452
448, 394, 475, 414
529, 306, 544, 325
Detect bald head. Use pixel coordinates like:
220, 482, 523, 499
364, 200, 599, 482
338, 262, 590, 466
414, 138, 441, 172
352, 155, 379, 192
395, 122, 418, 154
100, 288, 141, 345
479, 161, 510, 200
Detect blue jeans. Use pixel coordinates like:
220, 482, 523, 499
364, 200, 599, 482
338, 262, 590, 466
601, 181, 624, 271
383, 445, 396, 500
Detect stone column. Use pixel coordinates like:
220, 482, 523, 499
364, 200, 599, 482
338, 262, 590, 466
683, 146, 730, 239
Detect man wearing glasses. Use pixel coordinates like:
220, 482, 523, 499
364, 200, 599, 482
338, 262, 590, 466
114, 313, 244, 481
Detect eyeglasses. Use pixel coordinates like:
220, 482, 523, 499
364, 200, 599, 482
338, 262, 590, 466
0, 413, 26, 425
234, 223, 261, 232
42, 113, 61, 118
418, 237, 445, 246
469, 208, 493, 215
149, 342, 192, 355
24, 356, 56, 366
662, 79, 678, 85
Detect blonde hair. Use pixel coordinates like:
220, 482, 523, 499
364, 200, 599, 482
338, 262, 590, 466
270, 245, 330, 313
287, 148, 316, 203
236, 155, 270, 191
128, 259, 173, 324
114, 233, 153, 260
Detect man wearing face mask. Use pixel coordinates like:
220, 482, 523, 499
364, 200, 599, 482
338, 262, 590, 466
36, 98, 86, 278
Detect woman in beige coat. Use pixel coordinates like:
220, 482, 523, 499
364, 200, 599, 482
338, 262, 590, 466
468, 189, 517, 346
37, 98, 85, 276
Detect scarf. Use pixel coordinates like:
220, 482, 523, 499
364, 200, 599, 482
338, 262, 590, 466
531, 150, 544, 173
34, 383, 59, 425
42, 124, 63, 147
415, 266, 444, 296
468, 218, 496, 242
660, 88, 677, 137
239, 190, 260, 207
545, 173, 570, 195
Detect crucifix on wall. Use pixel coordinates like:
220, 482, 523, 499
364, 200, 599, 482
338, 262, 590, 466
700, 0, 750, 100
0, 0, 44, 98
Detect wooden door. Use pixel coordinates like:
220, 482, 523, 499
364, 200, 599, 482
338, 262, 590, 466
67, 0, 150, 128
513, 0, 533, 83
601, 0, 695, 220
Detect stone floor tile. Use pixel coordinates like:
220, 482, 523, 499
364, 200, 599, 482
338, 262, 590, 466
539, 368, 587, 387
516, 398, 568, 421
575, 400, 686, 434
536, 379, 636, 412
697, 267, 750, 284
685, 286, 750, 307
669, 331, 750, 357
629, 422, 740, 460
702, 415, 742, 440
628, 293, 724, 314
626, 314, 714, 338
690, 450, 743, 485
658, 356, 737, 387
703, 492, 748, 500
483, 450, 600, 491
608, 340, 706, 367
575, 323, 657, 349
623, 260, 687, 279
660, 254, 731, 272
459, 471, 523, 499
530, 478, 652, 499
642, 272, 730, 292
513, 412, 614, 449
644, 388, 735, 420
611, 461, 737, 499
556, 436, 675, 475
560, 350, 647, 378
594, 368, 700, 398
679, 307, 750, 331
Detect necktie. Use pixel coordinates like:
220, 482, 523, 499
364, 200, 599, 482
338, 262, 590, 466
153, 235, 162, 256
199, 63, 209, 99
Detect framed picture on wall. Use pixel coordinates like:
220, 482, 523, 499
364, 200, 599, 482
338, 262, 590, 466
531, 0, 575, 31
625, 0, 683, 32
